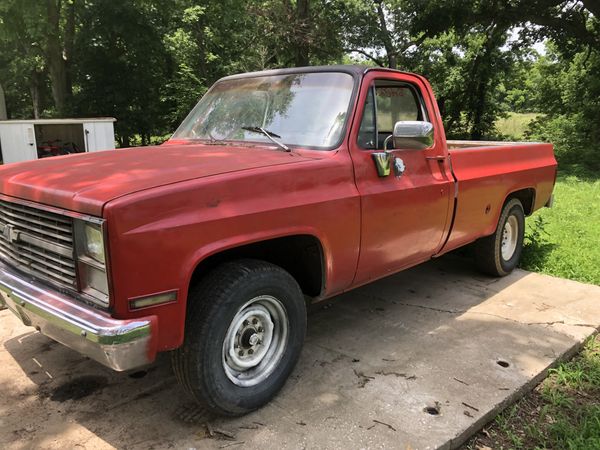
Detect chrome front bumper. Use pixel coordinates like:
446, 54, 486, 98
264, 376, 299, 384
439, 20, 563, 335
0, 261, 156, 371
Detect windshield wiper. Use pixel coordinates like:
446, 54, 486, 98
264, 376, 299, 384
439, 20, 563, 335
242, 126, 290, 152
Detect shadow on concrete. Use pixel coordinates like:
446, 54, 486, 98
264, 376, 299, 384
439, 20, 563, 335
1, 254, 592, 449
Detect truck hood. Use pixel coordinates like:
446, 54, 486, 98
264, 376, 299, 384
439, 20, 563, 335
0, 143, 316, 216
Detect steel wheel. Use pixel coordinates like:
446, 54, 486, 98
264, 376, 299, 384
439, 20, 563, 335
474, 198, 525, 277
172, 259, 306, 415
501, 215, 519, 261
222, 295, 289, 387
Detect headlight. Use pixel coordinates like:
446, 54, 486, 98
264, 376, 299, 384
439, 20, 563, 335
74, 219, 109, 306
82, 223, 105, 264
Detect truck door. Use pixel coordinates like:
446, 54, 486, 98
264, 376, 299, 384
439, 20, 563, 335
349, 71, 454, 284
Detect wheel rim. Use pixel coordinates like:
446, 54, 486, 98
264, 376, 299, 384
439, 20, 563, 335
501, 215, 519, 261
222, 295, 289, 387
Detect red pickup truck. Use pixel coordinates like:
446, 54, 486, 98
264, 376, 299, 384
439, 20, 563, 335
0, 65, 556, 415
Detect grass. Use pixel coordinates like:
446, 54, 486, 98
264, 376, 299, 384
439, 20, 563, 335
463, 336, 600, 450
520, 171, 600, 286
496, 112, 539, 139
494, 111, 600, 285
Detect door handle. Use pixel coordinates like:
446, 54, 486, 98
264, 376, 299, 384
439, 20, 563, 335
426, 155, 446, 161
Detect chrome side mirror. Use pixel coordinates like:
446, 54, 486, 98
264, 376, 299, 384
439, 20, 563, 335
392, 121, 434, 150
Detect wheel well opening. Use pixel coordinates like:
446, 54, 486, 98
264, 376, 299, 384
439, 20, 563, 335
507, 188, 535, 216
190, 235, 324, 298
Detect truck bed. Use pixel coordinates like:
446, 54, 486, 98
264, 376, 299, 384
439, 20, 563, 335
442, 141, 557, 254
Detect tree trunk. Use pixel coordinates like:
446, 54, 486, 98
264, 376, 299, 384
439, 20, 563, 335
118, 135, 130, 148
294, 0, 310, 66
470, 79, 486, 140
64, 0, 76, 96
374, 1, 397, 69
467, 50, 485, 139
468, 23, 505, 140
0, 82, 7, 121
46, 0, 71, 116
30, 83, 41, 119
29, 68, 46, 119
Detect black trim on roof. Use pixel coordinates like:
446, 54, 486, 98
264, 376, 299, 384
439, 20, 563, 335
218, 65, 368, 81
217, 65, 421, 82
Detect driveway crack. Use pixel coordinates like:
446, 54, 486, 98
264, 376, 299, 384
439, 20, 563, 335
368, 296, 598, 329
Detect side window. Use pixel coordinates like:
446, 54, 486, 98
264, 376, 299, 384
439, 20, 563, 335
357, 81, 427, 150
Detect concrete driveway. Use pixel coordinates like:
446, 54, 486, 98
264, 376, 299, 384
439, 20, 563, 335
1, 255, 599, 450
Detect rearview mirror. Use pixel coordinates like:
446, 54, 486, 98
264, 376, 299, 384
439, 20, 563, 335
392, 121, 434, 150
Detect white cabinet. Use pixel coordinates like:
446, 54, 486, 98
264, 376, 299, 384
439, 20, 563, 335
82, 121, 116, 152
0, 123, 37, 163
0, 118, 116, 164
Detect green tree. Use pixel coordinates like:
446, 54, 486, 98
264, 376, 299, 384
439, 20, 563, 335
526, 47, 600, 171
0, 0, 348, 142
73, 0, 171, 146
162, 0, 346, 129
339, 1, 519, 139
408, 0, 599, 146
339, 0, 426, 69
0, 0, 50, 118
0, 0, 78, 117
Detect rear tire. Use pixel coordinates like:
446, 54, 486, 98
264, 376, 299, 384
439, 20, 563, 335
474, 198, 525, 277
172, 259, 306, 416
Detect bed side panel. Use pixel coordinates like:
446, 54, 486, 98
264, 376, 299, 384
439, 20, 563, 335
442, 143, 556, 253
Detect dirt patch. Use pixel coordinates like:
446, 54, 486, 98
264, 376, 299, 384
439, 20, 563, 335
353, 369, 375, 388
48, 376, 108, 402
174, 402, 214, 424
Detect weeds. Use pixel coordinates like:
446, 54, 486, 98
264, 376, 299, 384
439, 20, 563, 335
524, 215, 550, 247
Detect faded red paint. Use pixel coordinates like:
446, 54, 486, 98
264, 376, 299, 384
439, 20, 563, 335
0, 67, 557, 357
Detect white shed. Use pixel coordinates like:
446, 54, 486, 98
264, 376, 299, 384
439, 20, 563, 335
0, 118, 116, 164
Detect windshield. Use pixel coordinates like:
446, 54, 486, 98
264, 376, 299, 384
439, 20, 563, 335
172, 72, 355, 150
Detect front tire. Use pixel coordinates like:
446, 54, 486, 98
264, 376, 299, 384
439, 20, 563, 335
172, 259, 306, 416
474, 198, 525, 277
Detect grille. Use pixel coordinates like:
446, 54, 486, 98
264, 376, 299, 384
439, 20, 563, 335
0, 199, 77, 289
